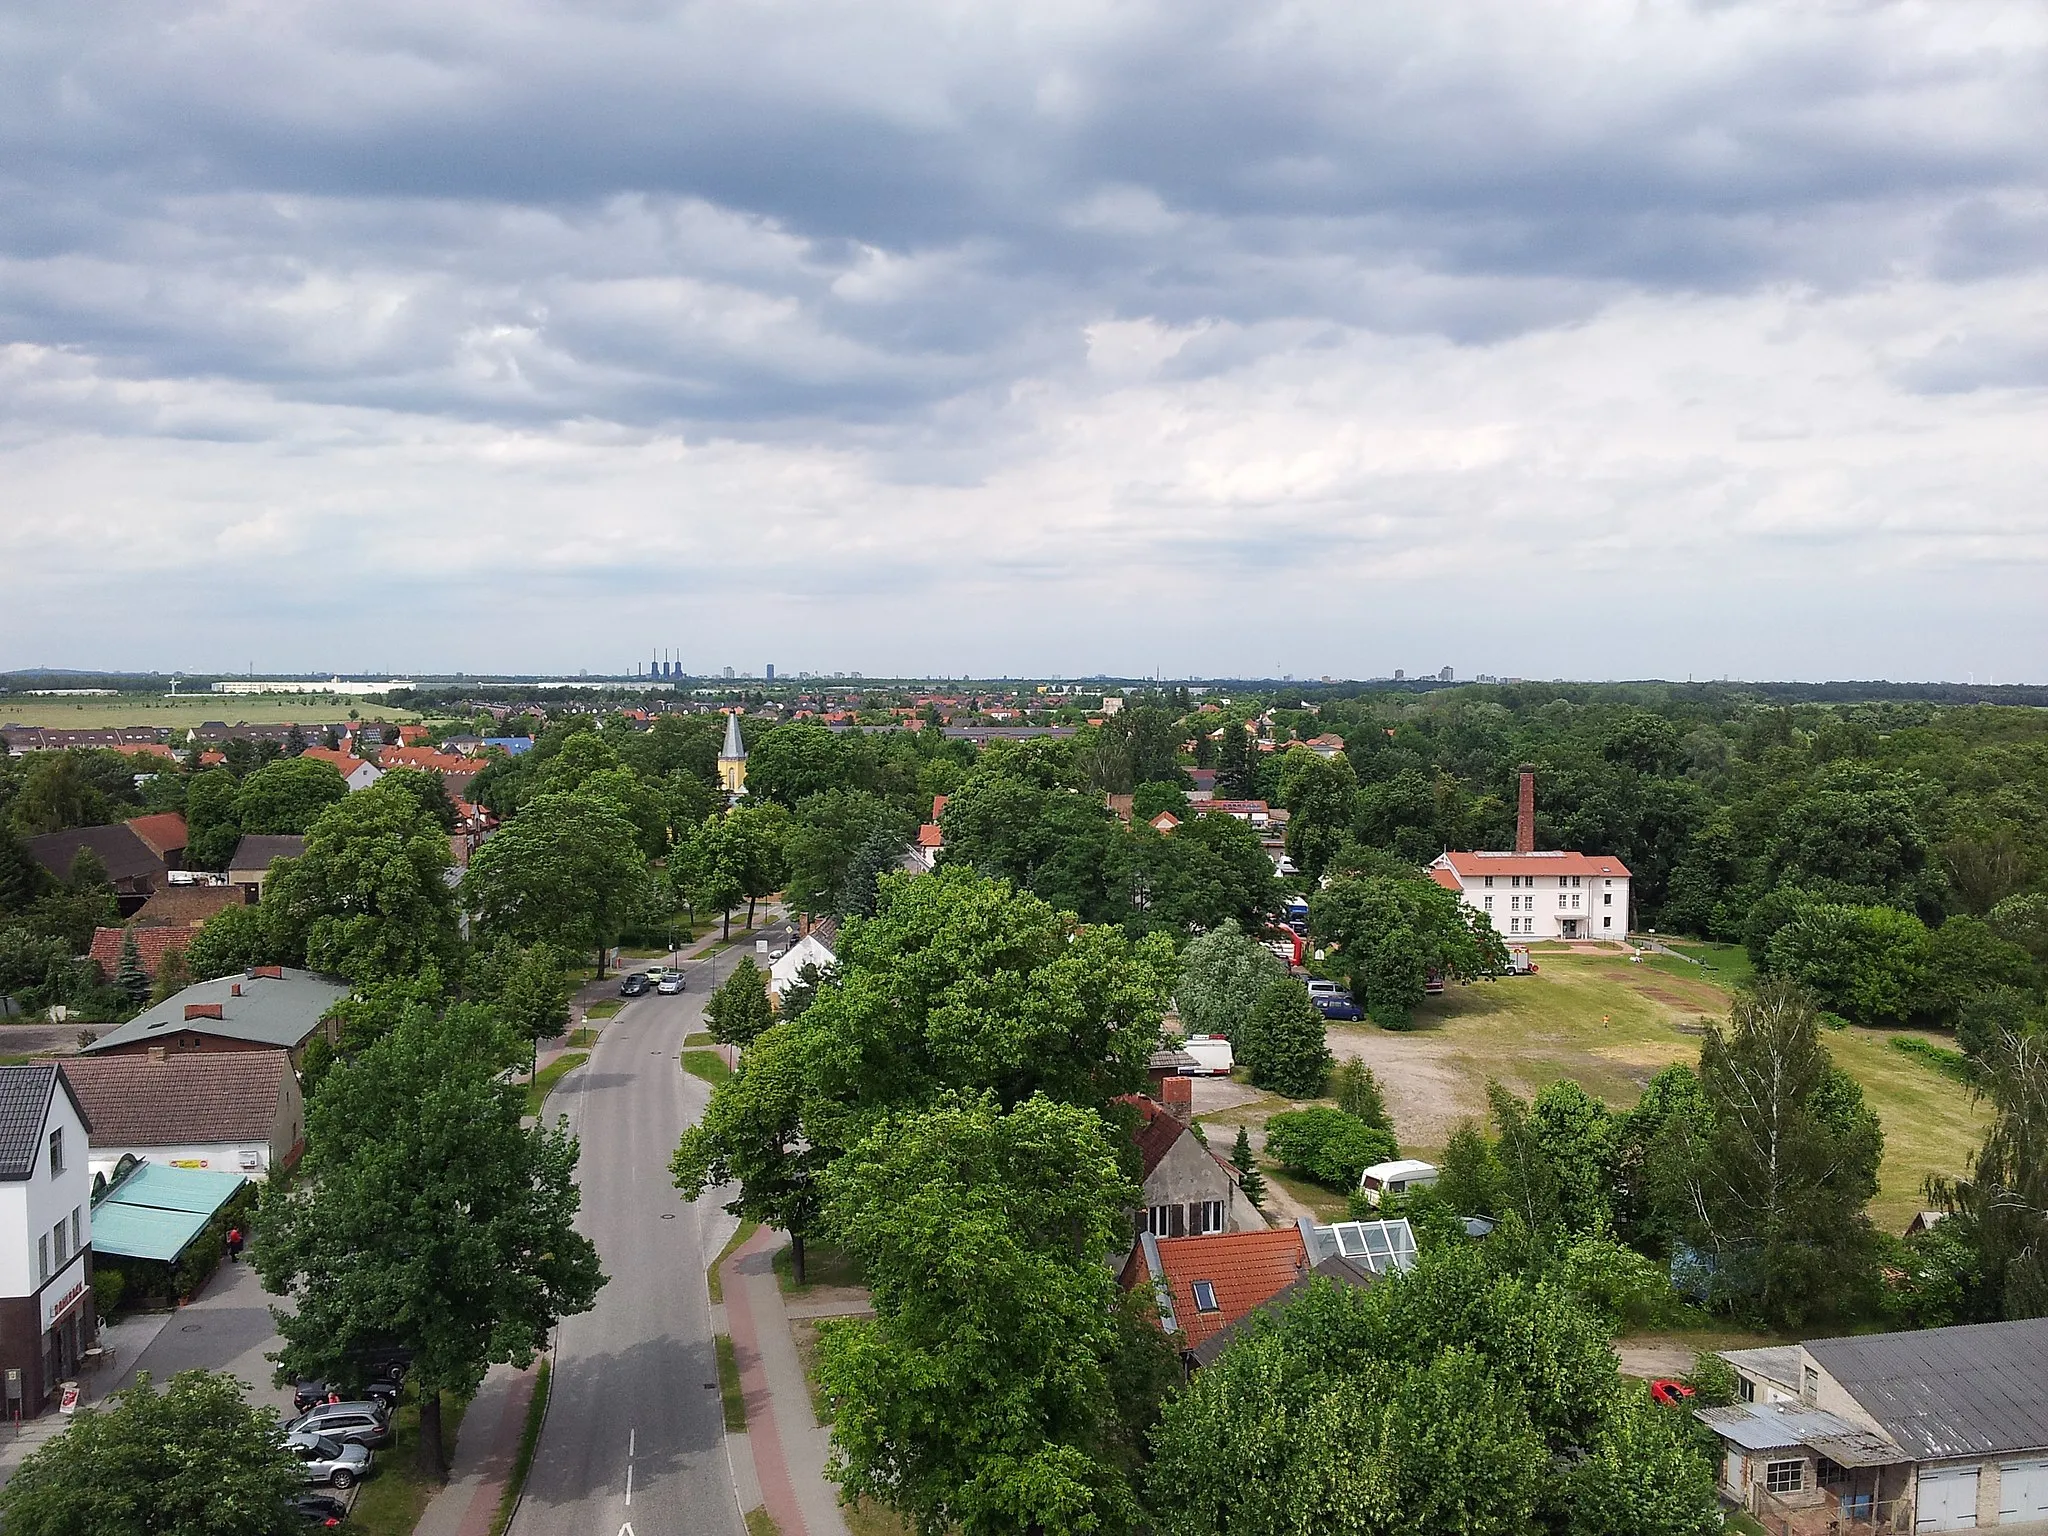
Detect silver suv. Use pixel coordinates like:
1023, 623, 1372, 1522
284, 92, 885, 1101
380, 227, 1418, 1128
290, 1401, 393, 1450
287, 1431, 373, 1490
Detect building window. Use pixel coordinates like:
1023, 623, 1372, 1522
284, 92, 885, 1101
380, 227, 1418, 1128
38, 1234, 49, 1284
1572, 895, 1581, 909
1191, 1280, 1220, 1313
71, 1208, 81, 1250
1604, 893, 1613, 905
1738, 1376, 1755, 1403
1483, 876, 1493, 888
1802, 1366, 1819, 1404
1765, 1461, 1804, 1494
48, 1128, 63, 1177
1558, 895, 1567, 909
53, 1220, 68, 1265
1196, 1200, 1223, 1233
1602, 916, 1612, 929
1483, 896, 1493, 911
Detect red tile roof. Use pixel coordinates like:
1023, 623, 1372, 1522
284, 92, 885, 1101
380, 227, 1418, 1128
112, 742, 178, 759
1115, 1095, 1187, 1179
131, 885, 249, 927
1127, 1228, 1311, 1347
89, 926, 193, 980
930, 795, 949, 820
1434, 850, 1632, 880
916, 823, 944, 848
58, 1049, 291, 1146
299, 746, 368, 778
124, 812, 189, 858
1427, 865, 1462, 892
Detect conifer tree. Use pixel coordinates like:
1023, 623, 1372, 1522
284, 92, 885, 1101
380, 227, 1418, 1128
1231, 1125, 1267, 1210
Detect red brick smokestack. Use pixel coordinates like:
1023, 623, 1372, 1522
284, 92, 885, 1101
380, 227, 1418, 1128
1159, 1074, 1194, 1125
1516, 765, 1536, 854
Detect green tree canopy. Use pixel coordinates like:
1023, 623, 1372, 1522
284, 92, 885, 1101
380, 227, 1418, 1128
815, 1093, 1172, 1536
1263, 1106, 1397, 1190
1174, 919, 1286, 1041
1650, 978, 1884, 1325
706, 955, 776, 1047
462, 789, 648, 974
1238, 977, 1331, 1098
264, 780, 461, 984
746, 722, 846, 807
182, 902, 289, 981
233, 756, 349, 835
0, 1370, 303, 1536
1278, 747, 1358, 883
255, 998, 603, 1479
783, 790, 914, 917
1311, 873, 1507, 1025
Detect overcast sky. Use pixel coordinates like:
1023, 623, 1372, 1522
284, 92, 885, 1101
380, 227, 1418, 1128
4, 1, 2045, 682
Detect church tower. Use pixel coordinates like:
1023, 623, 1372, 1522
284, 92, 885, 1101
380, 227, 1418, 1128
717, 709, 748, 798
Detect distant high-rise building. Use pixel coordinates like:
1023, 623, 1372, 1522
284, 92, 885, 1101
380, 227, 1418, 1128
1394, 668, 1405, 681
765, 663, 775, 682
1440, 666, 1453, 682
723, 666, 735, 679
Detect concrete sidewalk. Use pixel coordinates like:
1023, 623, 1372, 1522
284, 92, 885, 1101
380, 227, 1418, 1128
720, 1227, 850, 1536
413, 1361, 545, 1536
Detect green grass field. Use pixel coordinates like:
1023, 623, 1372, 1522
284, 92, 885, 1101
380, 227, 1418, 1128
1243, 947, 1988, 1232
0, 696, 422, 729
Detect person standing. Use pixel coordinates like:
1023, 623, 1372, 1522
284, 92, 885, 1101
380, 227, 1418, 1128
226, 1225, 244, 1264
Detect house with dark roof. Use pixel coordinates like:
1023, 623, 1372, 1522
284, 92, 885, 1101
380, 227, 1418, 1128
88, 926, 193, 983
1700, 1317, 2048, 1531
1119, 1084, 1252, 1240
81, 967, 347, 1066
60, 1050, 303, 1181
0, 1064, 97, 1418
227, 833, 306, 891
24, 821, 172, 907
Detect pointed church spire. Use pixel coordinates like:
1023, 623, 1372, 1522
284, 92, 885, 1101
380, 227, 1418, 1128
718, 709, 748, 797
721, 709, 746, 762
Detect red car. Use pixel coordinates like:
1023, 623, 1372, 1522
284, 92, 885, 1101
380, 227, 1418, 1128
1650, 1378, 1696, 1407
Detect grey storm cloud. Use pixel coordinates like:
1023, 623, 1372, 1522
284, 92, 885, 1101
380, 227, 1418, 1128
2, 0, 2046, 678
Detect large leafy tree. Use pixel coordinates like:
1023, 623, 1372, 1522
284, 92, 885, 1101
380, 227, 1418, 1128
1933, 1028, 2048, 1321
1147, 1249, 1716, 1536
462, 790, 648, 975
706, 954, 776, 1046
7, 750, 120, 836
264, 781, 461, 984
1174, 919, 1286, 1041
673, 1019, 831, 1280
815, 1093, 1173, 1536
182, 767, 244, 870
255, 999, 604, 1480
1278, 747, 1358, 883
1650, 978, 1884, 1325
0, 1371, 303, 1536
746, 722, 846, 807
1311, 873, 1507, 1025
233, 756, 349, 835
798, 867, 1174, 1135
783, 790, 913, 917
1238, 977, 1331, 1098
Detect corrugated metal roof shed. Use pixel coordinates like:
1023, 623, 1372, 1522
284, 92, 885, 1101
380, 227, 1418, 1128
1696, 1403, 1905, 1467
1807, 1318, 2048, 1460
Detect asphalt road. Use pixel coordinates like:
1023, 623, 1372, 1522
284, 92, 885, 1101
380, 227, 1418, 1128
510, 943, 754, 1536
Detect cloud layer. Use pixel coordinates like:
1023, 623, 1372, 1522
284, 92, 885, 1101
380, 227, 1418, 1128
3, 0, 2046, 679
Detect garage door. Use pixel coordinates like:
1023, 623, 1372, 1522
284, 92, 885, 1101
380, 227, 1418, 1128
2000, 1460, 2048, 1523
1916, 1466, 1979, 1531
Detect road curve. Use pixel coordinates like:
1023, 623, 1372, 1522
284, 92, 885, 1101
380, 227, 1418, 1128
511, 947, 750, 1536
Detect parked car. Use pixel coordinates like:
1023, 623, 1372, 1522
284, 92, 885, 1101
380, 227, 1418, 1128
619, 973, 650, 997
293, 1378, 399, 1414
1304, 978, 1343, 999
289, 1402, 393, 1450
1357, 1158, 1441, 1205
1650, 1378, 1696, 1408
286, 1433, 372, 1490
1180, 1035, 1235, 1076
294, 1494, 351, 1528
1312, 994, 1364, 1021
656, 972, 686, 994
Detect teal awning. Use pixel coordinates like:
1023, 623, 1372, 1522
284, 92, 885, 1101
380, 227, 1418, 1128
91, 1163, 247, 1263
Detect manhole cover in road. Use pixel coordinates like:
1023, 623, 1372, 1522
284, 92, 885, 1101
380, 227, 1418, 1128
703, 1382, 716, 1389
181, 1324, 202, 1332
661, 1213, 676, 1220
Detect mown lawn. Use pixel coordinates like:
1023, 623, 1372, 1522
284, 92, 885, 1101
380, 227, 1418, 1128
346, 1391, 469, 1536
525, 1051, 588, 1114
1284, 949, 1986, 1232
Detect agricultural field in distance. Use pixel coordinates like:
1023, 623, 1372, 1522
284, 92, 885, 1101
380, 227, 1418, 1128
1197, 941, 1987, 1233
0, 695, 421, 730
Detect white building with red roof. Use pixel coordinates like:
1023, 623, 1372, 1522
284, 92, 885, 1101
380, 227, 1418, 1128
1427, 768, 1631, 941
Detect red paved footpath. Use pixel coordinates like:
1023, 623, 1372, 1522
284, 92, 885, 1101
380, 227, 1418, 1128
413, 1362, 543, 1536
722, 1224, 811, 1536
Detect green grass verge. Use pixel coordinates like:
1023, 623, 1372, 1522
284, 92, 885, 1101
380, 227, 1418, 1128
585, 999, 624, 1020
684, 1030, 713, 1046
745, 1508, 782, 1536
345, 1391, 469, 1536
715, 1334, 746, 1431
1890, 1034, 1974, 1085
1259, 1164, 1351, 1222
526, 1051, 588, 1114
681, 1049, 731, 1086
707, 1218, 760, 1305
488, 1359, 550, 1536
841, 1497, 915, 1536
771, 1241, 864, 1294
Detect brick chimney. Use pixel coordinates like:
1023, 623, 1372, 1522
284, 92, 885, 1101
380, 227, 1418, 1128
185, 1002, 223, 1020
1516, 765, 1537, 853
1159, 1074, 1194, 1125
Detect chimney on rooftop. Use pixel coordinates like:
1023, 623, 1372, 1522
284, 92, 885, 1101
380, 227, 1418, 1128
148, 1045, 167, 1063
1516, 765, 1536, 854
231, 983, 242, 997
1160, 1074, 1194, 1125
185, 1003, 223, 1021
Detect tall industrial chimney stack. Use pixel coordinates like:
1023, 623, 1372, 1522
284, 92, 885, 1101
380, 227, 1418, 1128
1516, 766, 1536, 853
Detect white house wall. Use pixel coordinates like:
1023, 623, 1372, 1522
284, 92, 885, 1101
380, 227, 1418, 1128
1450, 873, 1630, 941
2, 1087, 92, 1300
